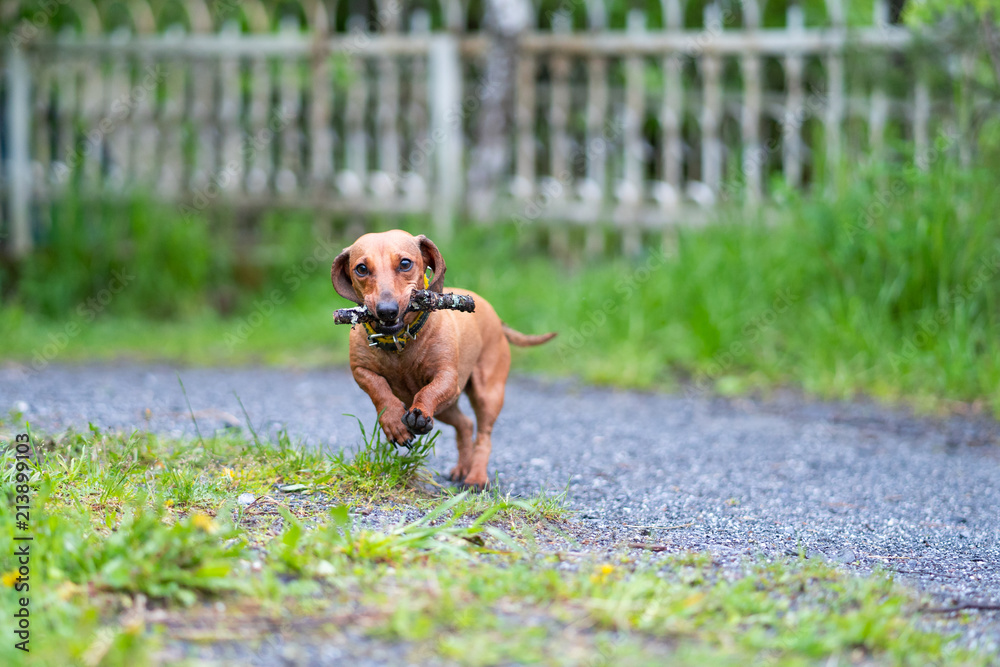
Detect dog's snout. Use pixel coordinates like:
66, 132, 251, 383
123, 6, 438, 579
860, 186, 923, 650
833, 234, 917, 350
375, 300, 399, 322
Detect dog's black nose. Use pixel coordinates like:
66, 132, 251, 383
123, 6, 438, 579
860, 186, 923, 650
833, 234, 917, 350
376, 301, 399, 321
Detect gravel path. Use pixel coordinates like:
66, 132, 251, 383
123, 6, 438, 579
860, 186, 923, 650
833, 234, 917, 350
3, 362, 1000, 653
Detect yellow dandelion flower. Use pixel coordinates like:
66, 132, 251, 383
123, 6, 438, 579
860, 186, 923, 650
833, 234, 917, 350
682, 592, 705, 609
164, 499, 174, 508
1, 571, 18, 587
191, 513, 217, 534
590, 563, 616, 584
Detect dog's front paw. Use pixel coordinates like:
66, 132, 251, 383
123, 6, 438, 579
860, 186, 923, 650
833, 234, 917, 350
380, 410, 414, 447
461, 471, 489, 492
402, 408, 434, 435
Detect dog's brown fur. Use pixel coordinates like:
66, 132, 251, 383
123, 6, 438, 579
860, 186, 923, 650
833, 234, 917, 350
332, 230, 555, 489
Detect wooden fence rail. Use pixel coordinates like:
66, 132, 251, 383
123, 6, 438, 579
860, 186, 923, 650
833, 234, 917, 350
0, 0, 991, 256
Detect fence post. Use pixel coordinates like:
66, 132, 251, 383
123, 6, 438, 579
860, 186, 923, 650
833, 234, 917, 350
5, 45, 32, 258
429, 34, 461, 239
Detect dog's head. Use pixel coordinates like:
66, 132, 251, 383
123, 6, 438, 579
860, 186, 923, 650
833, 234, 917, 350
331, 230, 446, 336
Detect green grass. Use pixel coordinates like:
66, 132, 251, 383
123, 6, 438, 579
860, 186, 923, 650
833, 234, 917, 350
2, 159, 1000, 415
329, 414, 441, 497
0, 423, 990, 666
447, 482, 570, 525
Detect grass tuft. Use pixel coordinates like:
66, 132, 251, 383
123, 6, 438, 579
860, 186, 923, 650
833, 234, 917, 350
329, 413, 439, 497
447, 483, 570, 524
273, 492, 507, 576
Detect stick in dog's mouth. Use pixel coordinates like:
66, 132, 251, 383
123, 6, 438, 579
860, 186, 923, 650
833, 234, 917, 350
333, 290, 476, 326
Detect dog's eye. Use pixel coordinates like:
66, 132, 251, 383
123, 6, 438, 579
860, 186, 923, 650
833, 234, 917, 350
399, 259, 413, 271
354, 264, 368, 277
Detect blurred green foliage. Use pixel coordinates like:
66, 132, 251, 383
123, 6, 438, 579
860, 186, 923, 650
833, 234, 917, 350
905, 0, 1000, 90
1, 195, 227, 319
2, 0, 892, 39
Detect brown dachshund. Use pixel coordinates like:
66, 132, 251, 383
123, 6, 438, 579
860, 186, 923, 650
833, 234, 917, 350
332, 230, 556, 489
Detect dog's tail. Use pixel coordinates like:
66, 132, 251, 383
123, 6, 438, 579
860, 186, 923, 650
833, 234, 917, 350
502, 323, 557, 347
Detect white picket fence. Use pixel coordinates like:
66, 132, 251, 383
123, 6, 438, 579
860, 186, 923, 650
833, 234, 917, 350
0, 0, 989, 256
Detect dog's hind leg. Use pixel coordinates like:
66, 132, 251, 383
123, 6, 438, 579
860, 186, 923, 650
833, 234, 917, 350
435, 402, 475, 483
463, 344, 512, 490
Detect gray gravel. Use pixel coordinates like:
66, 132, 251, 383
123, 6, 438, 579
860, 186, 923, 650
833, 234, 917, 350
3, 362, 1000, 656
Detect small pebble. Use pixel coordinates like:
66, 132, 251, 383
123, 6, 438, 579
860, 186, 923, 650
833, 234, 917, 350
834, 548, 857, 564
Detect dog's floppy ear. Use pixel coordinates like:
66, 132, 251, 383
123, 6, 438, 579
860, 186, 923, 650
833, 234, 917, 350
417, 235, 446, 292
331, 247, 362, 304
